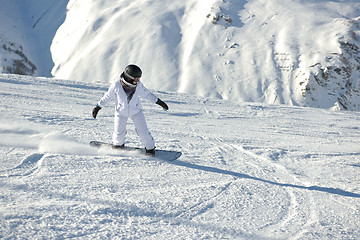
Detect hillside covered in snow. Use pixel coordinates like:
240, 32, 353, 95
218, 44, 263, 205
1, 0, 360, 110
1, 73, 360, 239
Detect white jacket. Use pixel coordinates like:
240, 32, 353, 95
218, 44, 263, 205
97, 79, 158, 117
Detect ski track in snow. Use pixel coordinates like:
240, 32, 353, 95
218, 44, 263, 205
1, 74, 360, 239
0, 153, 45, 178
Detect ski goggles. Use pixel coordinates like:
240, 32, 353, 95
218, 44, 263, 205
132, 77, 141, 82
124, 72, 141, 82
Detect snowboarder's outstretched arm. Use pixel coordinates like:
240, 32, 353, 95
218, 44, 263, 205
98, 82, 116, 107
139, 83, 169, 111
92, 82, 116, 119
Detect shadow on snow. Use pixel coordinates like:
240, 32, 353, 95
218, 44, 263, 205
169, 160, 360, 198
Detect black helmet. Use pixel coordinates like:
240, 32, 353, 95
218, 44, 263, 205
124, 64, 142, 80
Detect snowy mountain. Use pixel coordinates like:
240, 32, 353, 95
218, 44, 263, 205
1, 0, 360, 110
1, 73, 360, 239
0, 0, 67, 76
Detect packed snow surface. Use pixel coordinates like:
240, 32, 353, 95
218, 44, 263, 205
1, 74, 360, 239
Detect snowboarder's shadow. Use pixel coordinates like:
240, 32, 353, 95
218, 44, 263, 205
169, 160, 360, 198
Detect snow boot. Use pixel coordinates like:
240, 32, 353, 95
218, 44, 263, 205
145, 148, 155, 156
112, 144, 125, 149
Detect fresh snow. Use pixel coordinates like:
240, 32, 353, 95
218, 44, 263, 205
1, 74, 360, 239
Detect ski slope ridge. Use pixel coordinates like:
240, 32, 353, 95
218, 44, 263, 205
1, 73, 360, 239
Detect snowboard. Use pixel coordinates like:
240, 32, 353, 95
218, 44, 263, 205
89, 141, 182, 161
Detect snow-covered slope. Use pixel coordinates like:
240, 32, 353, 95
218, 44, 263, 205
1, 0, 360, 110
1, 74, 360, 239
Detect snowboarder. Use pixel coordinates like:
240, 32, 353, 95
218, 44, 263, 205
92, 64, 169, 156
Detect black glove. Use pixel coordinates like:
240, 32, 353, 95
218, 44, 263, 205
92, 105, 101, 118
156, 98, 169, 111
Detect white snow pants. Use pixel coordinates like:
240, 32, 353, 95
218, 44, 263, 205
112, 111, 155, 150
